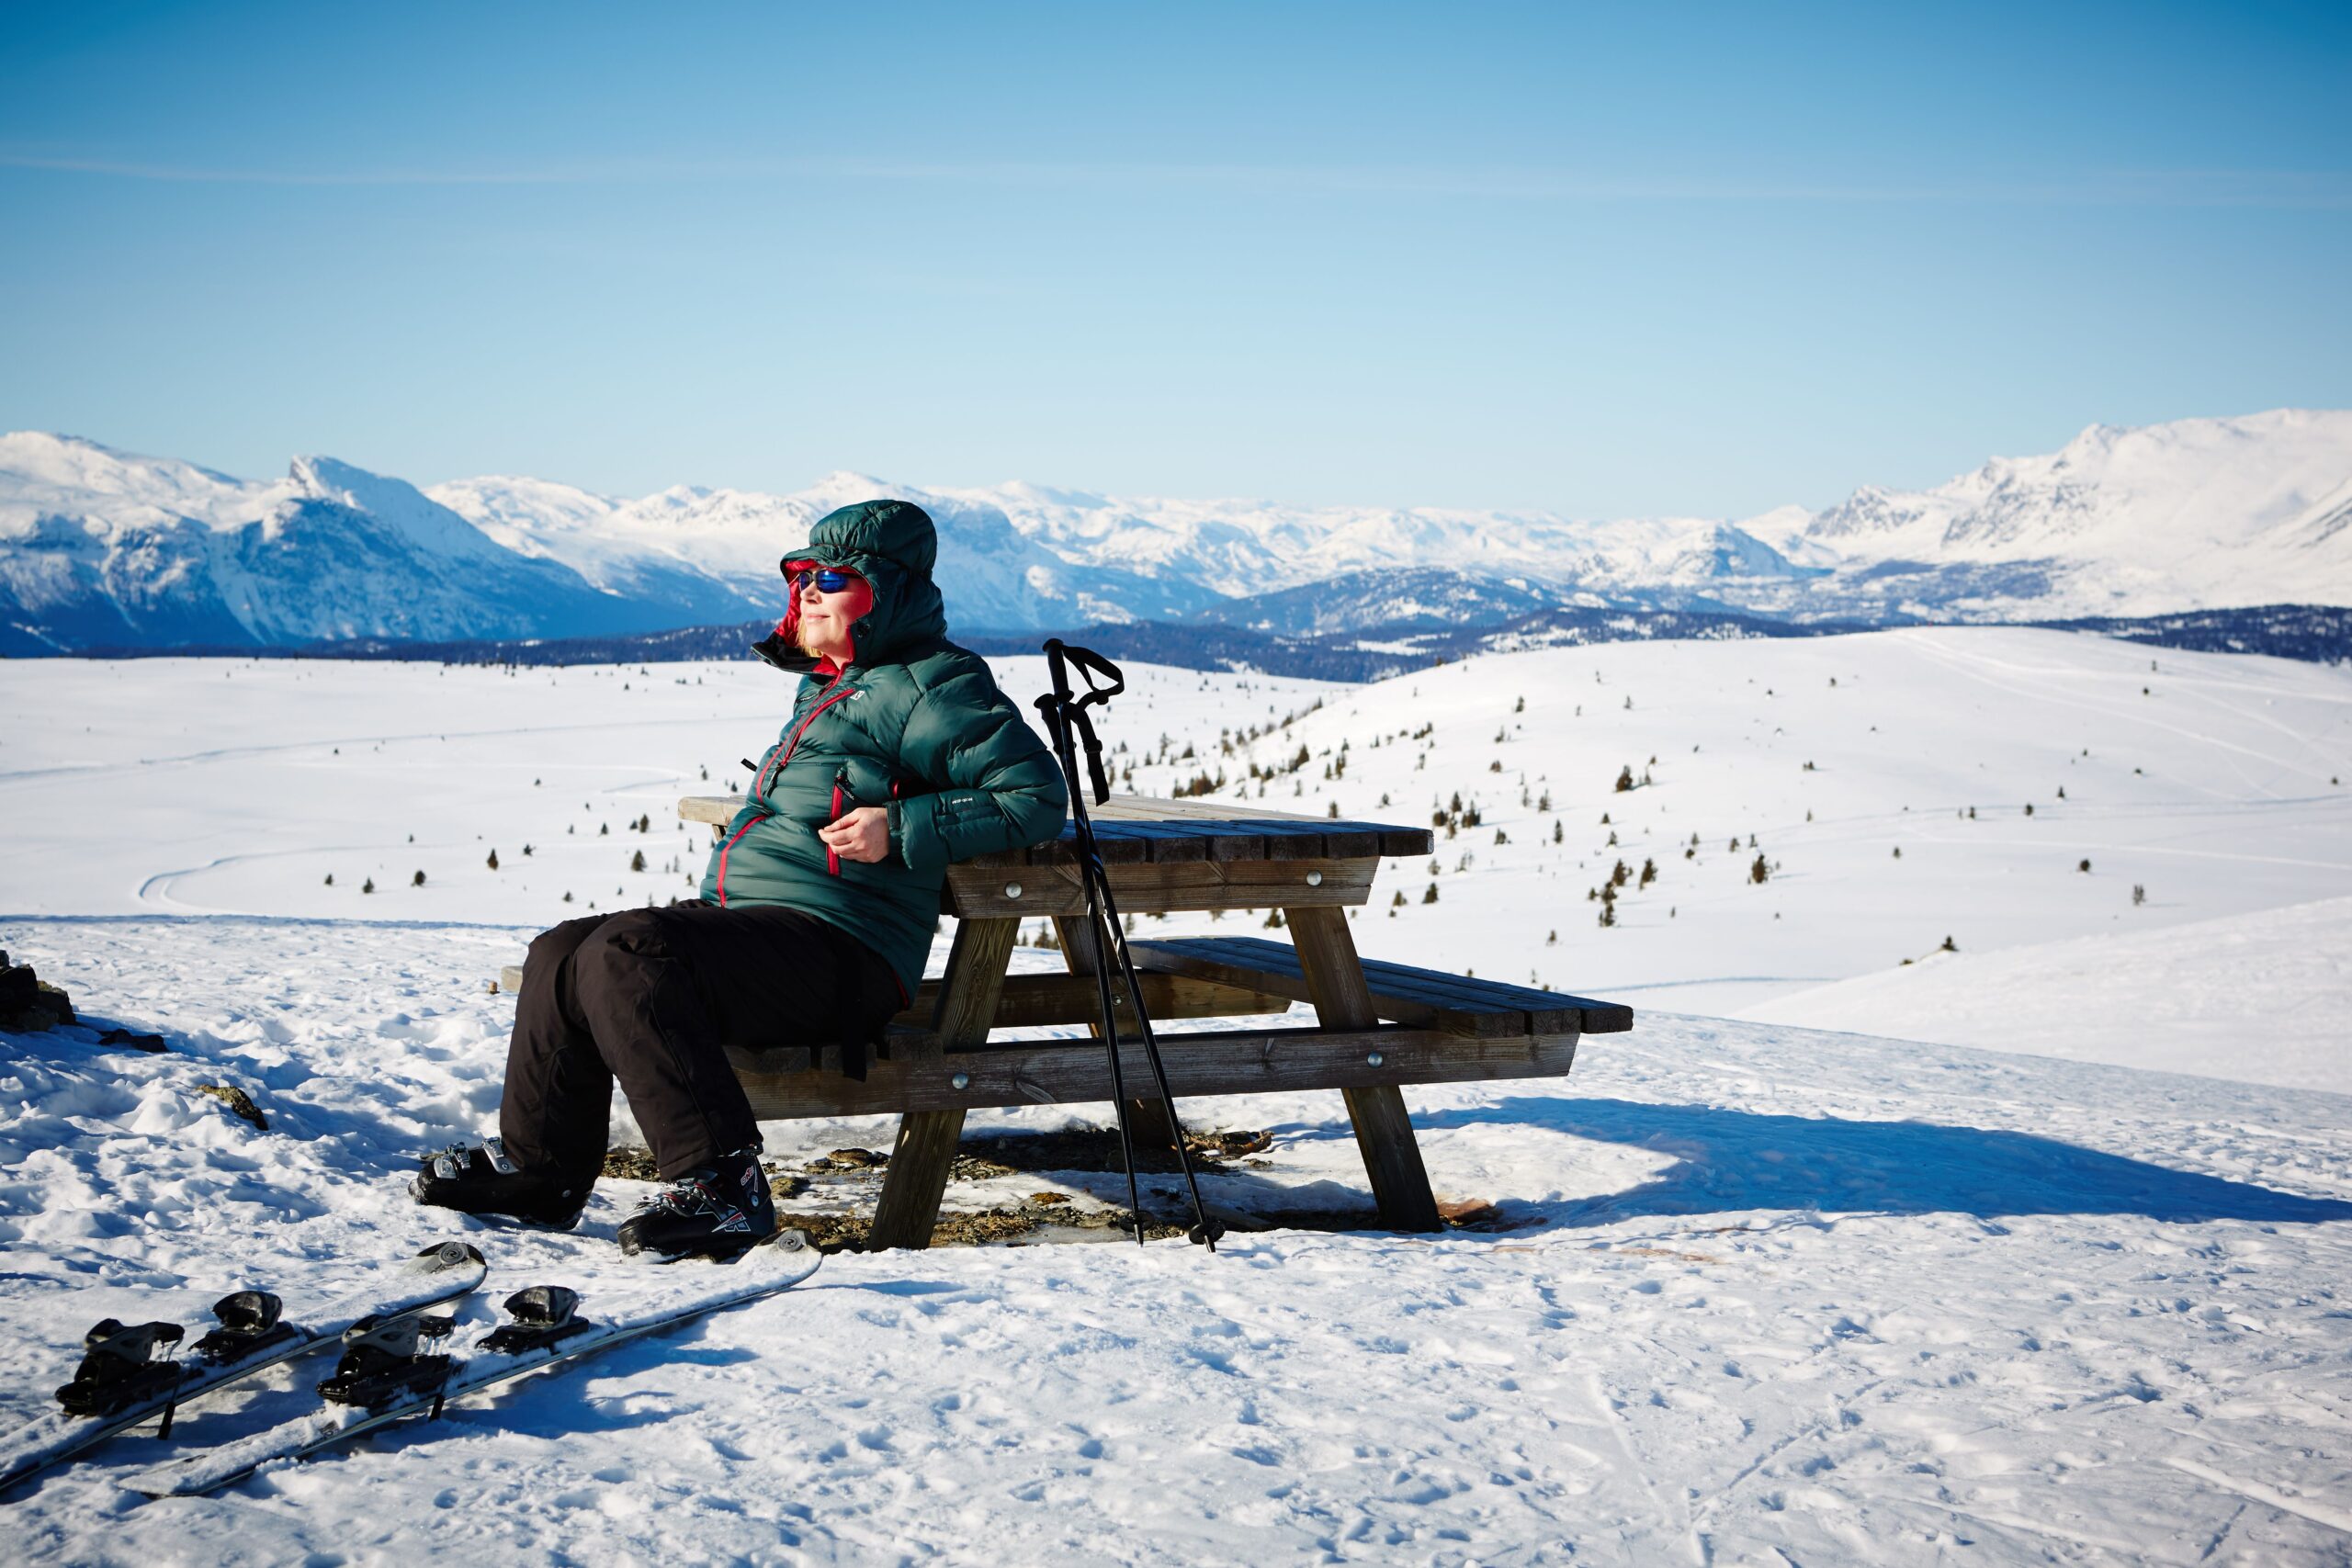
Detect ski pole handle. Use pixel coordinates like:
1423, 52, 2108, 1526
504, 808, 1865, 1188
1043, 639, 1125, 705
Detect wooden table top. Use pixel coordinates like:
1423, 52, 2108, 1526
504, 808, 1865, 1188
679, 793, 1435, 867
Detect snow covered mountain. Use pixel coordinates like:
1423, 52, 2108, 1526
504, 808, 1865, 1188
5, 410, 2347, 652
1733, 409, 2352, 621
430, 468, 1223, 634
916, 411, 2352, 626
0, 434, 699, 654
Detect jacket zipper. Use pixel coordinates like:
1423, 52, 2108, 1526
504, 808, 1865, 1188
718, 683, 860, 906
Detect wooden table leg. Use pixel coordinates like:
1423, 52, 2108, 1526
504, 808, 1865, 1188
1053, 913, 1181, 1150
867, 916, 1019, 1251
1283, 904, 1442, 1232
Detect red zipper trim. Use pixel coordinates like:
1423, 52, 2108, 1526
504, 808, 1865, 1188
752, 685, 857, 798
725, 685, 859, 905
826, 778, 844, 875
713, 813, 765, 908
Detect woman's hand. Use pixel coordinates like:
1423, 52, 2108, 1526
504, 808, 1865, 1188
819, 805, 891, 863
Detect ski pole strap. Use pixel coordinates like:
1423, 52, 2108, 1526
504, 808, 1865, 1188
1039, 639, 1123, 806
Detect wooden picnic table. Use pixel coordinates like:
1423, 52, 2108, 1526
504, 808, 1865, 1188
661, 792, 1631, 1249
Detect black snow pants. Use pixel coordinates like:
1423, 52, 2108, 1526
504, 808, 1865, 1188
499, 901, 904, 1182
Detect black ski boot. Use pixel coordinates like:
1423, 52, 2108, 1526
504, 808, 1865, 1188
616, 1148, 775, 1259
413, 1137, 590, 1229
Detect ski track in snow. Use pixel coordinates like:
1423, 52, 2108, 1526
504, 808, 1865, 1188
0, 630, 2349, 1562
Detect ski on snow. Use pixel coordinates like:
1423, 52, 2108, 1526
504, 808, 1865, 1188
0, 1240, 489, 1498
130, 1228, 821, 1498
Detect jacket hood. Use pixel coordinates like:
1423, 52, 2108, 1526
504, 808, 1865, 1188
752, 499, 949, 675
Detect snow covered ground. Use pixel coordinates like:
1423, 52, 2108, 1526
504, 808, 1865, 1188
2, 628, 2349, 1562
1746, 895, 2352, 1092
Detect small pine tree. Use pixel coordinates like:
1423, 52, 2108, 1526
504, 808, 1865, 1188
2078, 858, 2091, 873
1749, 854, 1770, 885
599, 823, 610, 836
1262, 910, 1285, 930
1546, 930, 1556, 944
1391, 889, 1407, 908
1421, 883, 1439, 904
1494, 829, 1509, 845
1614, 765, 1635, 793
1638, 857, 1657, 887
1552, 820, 1564, 843
362, 876, 374, 894
486, 849, 499, 871
323, 873, 334, 886
630, 850, 648, 873
412, 869, 426, 887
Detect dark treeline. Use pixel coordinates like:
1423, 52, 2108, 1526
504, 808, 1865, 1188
30, 604, 2349, 676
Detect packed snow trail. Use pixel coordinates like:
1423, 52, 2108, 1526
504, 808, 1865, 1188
0, 919, 2346, 1562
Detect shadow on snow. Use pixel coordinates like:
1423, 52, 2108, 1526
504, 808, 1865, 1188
1418, 1097, 2352, 1228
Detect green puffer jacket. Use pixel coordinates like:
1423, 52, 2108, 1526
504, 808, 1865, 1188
697, 499, 1068, 996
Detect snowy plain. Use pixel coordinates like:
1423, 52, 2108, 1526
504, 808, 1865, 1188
2, 628, 2349, 1563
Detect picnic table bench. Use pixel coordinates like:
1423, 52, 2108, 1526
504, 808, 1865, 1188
501, 794, 1632, 1248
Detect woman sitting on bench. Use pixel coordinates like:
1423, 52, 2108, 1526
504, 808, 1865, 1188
415, 499, 1069, 1258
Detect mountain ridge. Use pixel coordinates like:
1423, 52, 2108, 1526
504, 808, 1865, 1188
5, 410, 2346, 654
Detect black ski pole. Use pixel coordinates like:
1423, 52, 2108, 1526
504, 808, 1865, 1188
1035, 643, 1147, 1239
1035, 640, 1224, 1251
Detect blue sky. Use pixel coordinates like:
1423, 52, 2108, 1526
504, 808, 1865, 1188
2, 1, 2346, 515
